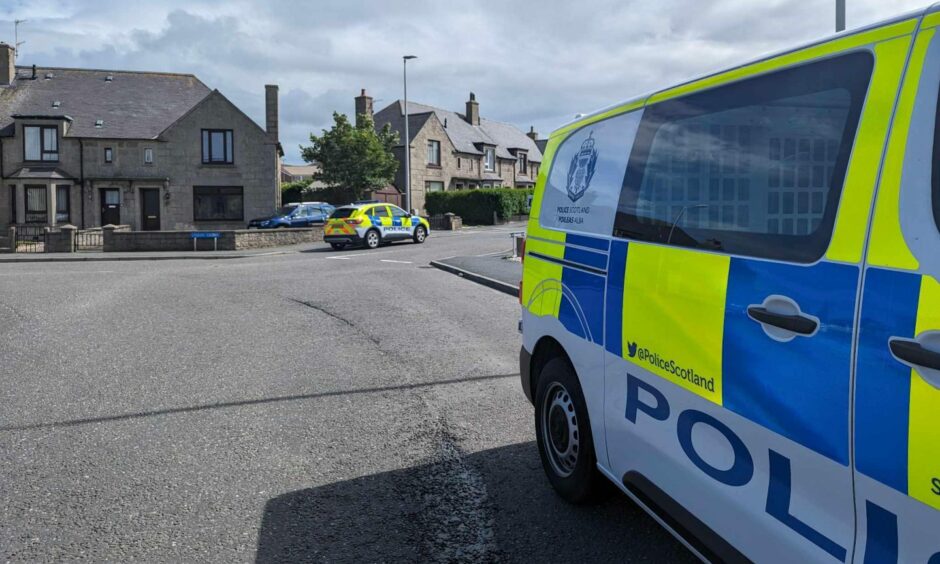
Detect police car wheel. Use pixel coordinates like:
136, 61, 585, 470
365, 229, 381, 249
330, 243, 345, 250
534, 357, 605, 504
413, 226, 427, 244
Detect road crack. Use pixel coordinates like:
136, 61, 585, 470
287, 297, 381, 346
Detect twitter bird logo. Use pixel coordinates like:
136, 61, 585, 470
627, 342, 638, 358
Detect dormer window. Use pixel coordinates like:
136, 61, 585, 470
517, 151, 528, 174
483, 147, 495, 172
24, 125, 58, 162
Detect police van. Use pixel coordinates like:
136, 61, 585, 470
520, 6, 940, 563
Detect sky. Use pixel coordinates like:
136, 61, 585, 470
0, 0, 930, 164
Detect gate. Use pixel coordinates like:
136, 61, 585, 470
13, 225, 46, 253
75, 228, 103, 251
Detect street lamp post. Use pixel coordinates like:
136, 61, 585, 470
836, 0, 845, 32
403, 55, 417, 214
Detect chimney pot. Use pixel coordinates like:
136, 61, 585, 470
527, 126, 539, 141
0, 43, 14, 86
265, 84, 279, 142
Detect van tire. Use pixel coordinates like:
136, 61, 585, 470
534, 356, 607, 504
413, 225, 427, 244
364, 229, 381, 249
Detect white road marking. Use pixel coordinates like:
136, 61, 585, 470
326, 256, 352, 260
0, 270, 116, 275
380, 259, 413, 264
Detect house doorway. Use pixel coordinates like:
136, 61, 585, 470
100, 188, 120, 226
140, 188, 160, 231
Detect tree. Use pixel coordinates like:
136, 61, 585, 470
300, 112, 398, 201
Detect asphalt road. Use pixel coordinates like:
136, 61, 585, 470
0, 225, 694, 563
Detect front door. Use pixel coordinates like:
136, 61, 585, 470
140, 188, 160, 231
851, 23, 940, 563
100, 189, 120, 226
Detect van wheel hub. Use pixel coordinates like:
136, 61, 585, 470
542, 383, 580, 477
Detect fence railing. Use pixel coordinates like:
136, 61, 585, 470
75, 228, 104, 251
12, 225, 47, 253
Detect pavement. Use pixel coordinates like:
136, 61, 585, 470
430, 253, 522, 296
0, 222, 692, 563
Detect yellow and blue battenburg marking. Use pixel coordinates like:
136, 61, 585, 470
856, 271, 940, 510
604, 241, 858, 465
529, 231, 861, 466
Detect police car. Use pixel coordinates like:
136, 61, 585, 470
520, 7, 940, 563
324, 202, 430, 250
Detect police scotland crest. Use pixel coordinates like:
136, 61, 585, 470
566, 132, 598, 202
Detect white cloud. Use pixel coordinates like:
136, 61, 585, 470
0, 0, 929, 162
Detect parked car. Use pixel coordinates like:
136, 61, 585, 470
520, 6, 940, 563
247, 202, 335, 229
324, 203, 429, 250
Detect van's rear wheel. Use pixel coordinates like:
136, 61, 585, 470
534, 356, 606, 504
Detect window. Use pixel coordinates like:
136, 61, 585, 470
426, 181, 444, 192
24, 125, 58, 161
517, 152, 528, 174
456, 182, 465, 190
143, 148, 154, 164
104, 147, 113, 164
613, 53, 872, 263
369, 206, 390, 218
457, 157, 462, 169
193, 186, 244, 221
25, 185, 47, 223
390, 206, 408, 217
427, 140, 441, 166
56, 185, 70, 223
202, 129, 234, 164
484, 147, 495, 171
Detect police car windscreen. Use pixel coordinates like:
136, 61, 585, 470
330, 207, 355, 219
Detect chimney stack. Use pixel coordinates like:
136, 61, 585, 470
354, 88, 374, 127
265, 84, 279, 142
527, 126, 539, 141
0, 43, 14, 86
465, 92, 479, 126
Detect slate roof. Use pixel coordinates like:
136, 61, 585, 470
374, 100, 542, 163
0, 66, 212, 139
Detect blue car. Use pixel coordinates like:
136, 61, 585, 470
248, 202, 335, 229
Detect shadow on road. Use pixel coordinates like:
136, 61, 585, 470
255, 442, 695, 563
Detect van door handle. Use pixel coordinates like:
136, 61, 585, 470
747, 306, 819, 335
889, 339, 940, 371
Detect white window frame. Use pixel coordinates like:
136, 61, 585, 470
427, 140, 441, 166
517, 151, 528, 174
484, 147, 495, 171
143, 147, 154, 165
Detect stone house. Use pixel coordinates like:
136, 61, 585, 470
361, 90, 543, 213
0, 43, 281, 232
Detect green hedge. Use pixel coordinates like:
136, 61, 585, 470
425, 187, 533, 224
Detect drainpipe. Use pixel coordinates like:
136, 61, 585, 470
79, 139, 85, 229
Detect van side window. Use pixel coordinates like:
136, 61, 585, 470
614, 52, 873, 263
539, 110, 642, 236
